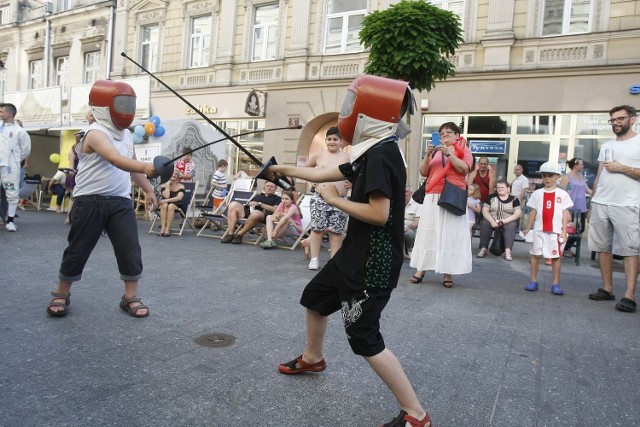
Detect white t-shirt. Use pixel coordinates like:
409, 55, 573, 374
527, 187, 573, 234
404, 198, 421, 228
511, 174, 529, 201
591, 134, 640, 208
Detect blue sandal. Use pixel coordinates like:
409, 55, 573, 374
525, 281, 539, 292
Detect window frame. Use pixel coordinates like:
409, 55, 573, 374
29, 59, 43, 89
188, 15, 212, 68
83, 51, 100, 84
541, 0, 593, 37
251, 3, 279, 62
428, 0, 465, 31
140, 24, 159, 73
323, 0, 367, 55
0, 5, 10, 25
55, 55, 69, 93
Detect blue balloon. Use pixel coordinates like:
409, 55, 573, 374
134, 125, 146, 138
153, 125, 166, 137
149, 115, 161, 126
132, 133, 143, 144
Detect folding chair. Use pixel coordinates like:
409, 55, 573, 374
196, 188, 256, 239
18, 175, 42, 211
148, 181, 199, 236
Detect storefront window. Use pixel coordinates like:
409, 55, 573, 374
468, 115, 511, 134
574, 137, 605, 187
576, 114, 610, 136
211, 119, 265, 176
516, 115, 557, 134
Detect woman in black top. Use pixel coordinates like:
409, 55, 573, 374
158, 170, 185, 236
477, 179, 522, 260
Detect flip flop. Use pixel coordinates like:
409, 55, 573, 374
443, 280, 453, 288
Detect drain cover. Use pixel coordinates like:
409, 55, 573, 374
194, 333, 236, 348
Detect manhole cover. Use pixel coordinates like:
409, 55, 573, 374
194, 333, 236, 348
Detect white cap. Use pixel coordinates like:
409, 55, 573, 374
536, 161, 562, 175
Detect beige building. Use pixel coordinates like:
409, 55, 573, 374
1, 0, 638, 188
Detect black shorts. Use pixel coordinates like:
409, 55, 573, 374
300, 258, 392, 357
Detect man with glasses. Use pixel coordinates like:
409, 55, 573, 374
587, 105, 640, 313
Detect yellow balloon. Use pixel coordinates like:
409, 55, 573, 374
144, 122, 156, 135
49, 153, 61, 164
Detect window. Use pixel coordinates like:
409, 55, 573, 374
55, 56, 69, 94
189, 16, 211, 68
542, 0, 592, 36
252, 4, 278, 61
0, 6, 10, 25
428, 0, 465, 29
324, 0, 366, 54
29, 60, 43, 89
57, 0, 72, 12
83, 51, 99, 84
141, 25, 159, 72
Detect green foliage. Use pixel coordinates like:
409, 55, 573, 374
360, 0, 463, 92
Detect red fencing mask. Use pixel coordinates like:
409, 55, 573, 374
89, 80, 137, 130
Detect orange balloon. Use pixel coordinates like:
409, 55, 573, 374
144, 122, 156, 135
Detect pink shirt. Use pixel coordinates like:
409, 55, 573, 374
426, 147, 473, 194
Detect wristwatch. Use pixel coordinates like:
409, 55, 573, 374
257, 202, 261, 207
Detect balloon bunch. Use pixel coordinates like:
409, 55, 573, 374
132, 115, 166, 144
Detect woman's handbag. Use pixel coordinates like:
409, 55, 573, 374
412, 180, 426, 204
489, 226, 505, 256
437, 178, 467, 216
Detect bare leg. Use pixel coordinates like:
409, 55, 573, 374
265, 215, 275, 240
301, 309, 328, 363
366, 349, 427, 420
165, 204, 177, 233
159, 204, 169, 234
328, 232, 343, 258
530, 255, 540, 281
552, 257, 561, 283
598, 252, 614, 294
623, 255, 639, 301
309, 230, 324, 260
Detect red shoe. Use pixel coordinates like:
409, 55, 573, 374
381, 410, 432, 427
278, 355, 326, 375
545, 258, 553, 265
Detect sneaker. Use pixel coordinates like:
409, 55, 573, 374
381, 410, 432, 427
5, 222, 16, 232
308, 258, 319, 270
588, 288, 615, 301
231, 234, 243, 244
551, 284, 564, 295
220, 234, 234, 243
260, 240, 276, 249
525, 281, 539, 292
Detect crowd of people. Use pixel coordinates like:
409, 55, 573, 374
2, 72, 637, 427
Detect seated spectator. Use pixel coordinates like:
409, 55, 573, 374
221, 181, 281, 244
175, 148, 196, 183
477, 179, 522, 261
467, 183, 482, 239
404, 184, 421, 259
260, 190, 303, 249
48, 170, 67, 214
158, 170, 185, 236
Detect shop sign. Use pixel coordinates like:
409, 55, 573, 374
469, 140, 506, 155
245, 90, 266, 117
134, 143, 161, 163
186, 105, 217, 115
631, 84, 640, 95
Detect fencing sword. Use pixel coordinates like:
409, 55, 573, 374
121, 52, 295, 189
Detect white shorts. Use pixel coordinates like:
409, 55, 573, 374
529, 230, 565, 258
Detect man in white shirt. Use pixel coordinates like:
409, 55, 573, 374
587, 105, 640, 313
510, 164, 529, 203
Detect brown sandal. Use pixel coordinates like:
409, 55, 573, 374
46, 291, 71, 317
119, 295, 149, 318
278, 355, 327, 375
442, 280, 454, 288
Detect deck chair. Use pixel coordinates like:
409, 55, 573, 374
148, 181, 198, 236
18, 175, 42, 211
196, 188, 256, 239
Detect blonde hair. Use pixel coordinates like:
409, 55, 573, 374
468, 183, 481, 199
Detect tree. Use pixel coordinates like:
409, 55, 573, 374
360, 0, 464, 92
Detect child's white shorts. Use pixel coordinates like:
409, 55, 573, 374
529, 230, 565, 258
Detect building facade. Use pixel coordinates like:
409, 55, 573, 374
0, 0, 638, 187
